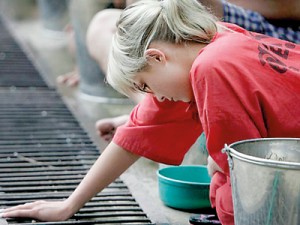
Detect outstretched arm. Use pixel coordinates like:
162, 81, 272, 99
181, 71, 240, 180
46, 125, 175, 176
2, 142, 140, 222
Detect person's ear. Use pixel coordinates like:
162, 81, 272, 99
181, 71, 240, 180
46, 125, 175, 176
145, 48, 166, 64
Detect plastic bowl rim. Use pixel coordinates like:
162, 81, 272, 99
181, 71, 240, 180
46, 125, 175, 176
157, 165, 211, 186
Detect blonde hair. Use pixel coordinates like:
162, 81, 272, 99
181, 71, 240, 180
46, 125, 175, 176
107, 0, 219, 97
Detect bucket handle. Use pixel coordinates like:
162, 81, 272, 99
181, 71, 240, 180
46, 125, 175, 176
222, 144, 234, 170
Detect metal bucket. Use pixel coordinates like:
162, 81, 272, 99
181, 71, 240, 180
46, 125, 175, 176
223, 138, 300, 225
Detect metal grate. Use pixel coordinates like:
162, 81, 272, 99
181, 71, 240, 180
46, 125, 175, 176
0, 18, 47, 87
0, 16, 154, 225
0, 89, 153, 225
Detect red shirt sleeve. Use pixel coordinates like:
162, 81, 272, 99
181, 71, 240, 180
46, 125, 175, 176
113, 94, 202, 165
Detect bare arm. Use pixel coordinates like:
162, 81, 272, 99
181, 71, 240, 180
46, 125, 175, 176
2, 142, 140, 221
65, 142, 140, 213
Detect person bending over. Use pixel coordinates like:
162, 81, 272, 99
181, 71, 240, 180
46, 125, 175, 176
3, 1, 300, 225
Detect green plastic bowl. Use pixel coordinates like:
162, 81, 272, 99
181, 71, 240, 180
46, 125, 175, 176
157, 165, 211, 210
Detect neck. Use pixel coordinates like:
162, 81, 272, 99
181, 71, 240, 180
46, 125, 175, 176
184, 42, 208, 66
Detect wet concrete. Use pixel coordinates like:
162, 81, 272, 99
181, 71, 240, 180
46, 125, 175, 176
1, 6, 208, 224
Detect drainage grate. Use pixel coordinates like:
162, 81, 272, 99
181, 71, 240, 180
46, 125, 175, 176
0, 16, 154, 225
0, 88, 153, 225
0, 18, 47, 87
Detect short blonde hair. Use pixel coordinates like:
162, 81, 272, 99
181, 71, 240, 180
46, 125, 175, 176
107, 0, 219, 97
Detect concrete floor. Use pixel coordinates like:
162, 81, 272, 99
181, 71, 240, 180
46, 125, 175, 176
1, 6, 209, 225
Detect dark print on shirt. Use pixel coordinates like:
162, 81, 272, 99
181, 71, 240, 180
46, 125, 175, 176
250, 32, 299, 74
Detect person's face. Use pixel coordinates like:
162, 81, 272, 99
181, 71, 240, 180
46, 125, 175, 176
134, 42, 196, 103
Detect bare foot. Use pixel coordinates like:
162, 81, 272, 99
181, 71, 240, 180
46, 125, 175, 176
95, 115, 129, 142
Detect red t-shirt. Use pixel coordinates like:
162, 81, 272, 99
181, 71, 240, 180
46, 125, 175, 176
113, 23, 300, 224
